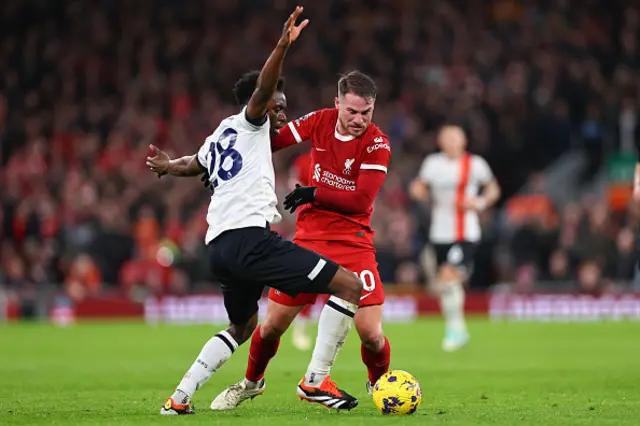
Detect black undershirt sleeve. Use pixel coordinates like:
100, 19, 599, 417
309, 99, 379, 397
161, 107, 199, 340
245, 109, 268, 127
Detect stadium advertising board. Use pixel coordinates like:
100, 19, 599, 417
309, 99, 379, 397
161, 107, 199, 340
6, 292, 640, 323
143, 295, 418, 324
489, 294, 640, 321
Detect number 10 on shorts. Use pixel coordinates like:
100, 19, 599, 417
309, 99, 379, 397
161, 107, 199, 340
355, 270, 375, 292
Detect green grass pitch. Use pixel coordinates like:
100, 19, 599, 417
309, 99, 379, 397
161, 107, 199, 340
1, 318, 639, 425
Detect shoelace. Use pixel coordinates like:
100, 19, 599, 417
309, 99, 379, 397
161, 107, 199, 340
228, 383, 244, 392
320, 375, 341, 397
170, 398, 190, 409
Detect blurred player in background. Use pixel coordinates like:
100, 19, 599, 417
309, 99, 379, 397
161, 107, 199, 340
409, 125, 500, 352
287, 151, 315, 351
147, 8, 363, 414
211, 71, 392, 410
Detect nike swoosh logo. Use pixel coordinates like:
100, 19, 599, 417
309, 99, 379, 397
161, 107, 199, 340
360, 293, 372, 301
315, 147, 326, 151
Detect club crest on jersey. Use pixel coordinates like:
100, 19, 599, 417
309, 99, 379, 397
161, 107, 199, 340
313, 163, 321, 182
343, 158, 355, 175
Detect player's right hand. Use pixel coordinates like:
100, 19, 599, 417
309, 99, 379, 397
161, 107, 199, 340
409, 180, 428, 201
279, 6, 308, 47
146, 144, 170, 178
201, 172, 214, 193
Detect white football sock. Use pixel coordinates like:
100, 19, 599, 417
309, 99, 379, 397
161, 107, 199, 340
440, 281, 467, 334
304, 296, 356, 387
172, 330, 239, 402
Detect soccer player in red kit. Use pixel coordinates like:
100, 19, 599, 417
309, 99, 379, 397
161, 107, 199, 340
211, 71, 392, 411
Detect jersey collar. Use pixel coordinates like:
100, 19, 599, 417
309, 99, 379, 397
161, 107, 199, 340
334, 122, 356, 142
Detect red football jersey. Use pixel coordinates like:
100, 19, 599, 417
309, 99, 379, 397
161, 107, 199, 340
275, 108, 391, 250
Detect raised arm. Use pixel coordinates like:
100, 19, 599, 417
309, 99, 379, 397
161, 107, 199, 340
246, 6, 308, 123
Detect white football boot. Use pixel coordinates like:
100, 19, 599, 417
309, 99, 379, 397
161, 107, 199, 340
210, 378, 266, 411
366, 381, 374, 397
442, 330, 470, 352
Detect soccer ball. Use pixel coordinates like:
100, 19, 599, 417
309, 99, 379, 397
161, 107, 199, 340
372, 370, 422, 415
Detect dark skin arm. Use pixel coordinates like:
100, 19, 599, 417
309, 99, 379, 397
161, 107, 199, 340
147, 8, 308, 181
245, 6, 308, 121
146, 144, 203, 177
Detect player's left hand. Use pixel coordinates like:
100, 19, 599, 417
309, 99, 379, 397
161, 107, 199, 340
284, 184, 316, 213
279, 6, 309, 47
409, 180, 428, 201
146, 144, 170, 178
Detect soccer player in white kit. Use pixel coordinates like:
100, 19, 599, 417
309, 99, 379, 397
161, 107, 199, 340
147, 7, 362, 414
410, 125, 500, 352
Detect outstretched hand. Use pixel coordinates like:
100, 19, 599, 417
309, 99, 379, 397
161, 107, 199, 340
279, 6, 309, 47
146, 144, 170, 178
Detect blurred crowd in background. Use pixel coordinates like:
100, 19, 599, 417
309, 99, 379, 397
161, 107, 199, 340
2, 0, 640, 304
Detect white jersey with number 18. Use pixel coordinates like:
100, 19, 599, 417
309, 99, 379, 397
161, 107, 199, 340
196, 106, 282, 244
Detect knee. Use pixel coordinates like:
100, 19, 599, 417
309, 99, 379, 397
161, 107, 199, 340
358, 324, 385, 351
260, 315, 290, 341
346, 274, 363, 302
438, 265, 459, 283
227, 314, 258, 345
333, 271, 363, 304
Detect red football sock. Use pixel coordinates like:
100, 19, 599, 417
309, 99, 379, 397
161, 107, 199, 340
361, 337, 391, 384
299, 304, 312, 318
245, 325, 280, 382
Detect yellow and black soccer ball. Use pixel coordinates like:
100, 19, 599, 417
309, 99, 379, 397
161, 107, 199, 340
372, 370, 422, 415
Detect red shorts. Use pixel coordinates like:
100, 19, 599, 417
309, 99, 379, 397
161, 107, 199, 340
268, 240, 384, 307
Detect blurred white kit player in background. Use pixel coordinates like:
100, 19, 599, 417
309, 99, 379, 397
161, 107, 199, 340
410, 125, 500, 352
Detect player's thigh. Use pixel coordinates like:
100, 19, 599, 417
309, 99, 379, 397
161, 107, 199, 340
208, 240, 262, 326
433, 243, 470, 282
221, 281, 264, 327
339, 254, 384, 307
460, 242, 477, 277
268, 287, 318, 307
432, 243, 462, 287
296, 241, 383, 303
354, 304, 384, 344
244, 230, 340, 297
270, 240, 357, 305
